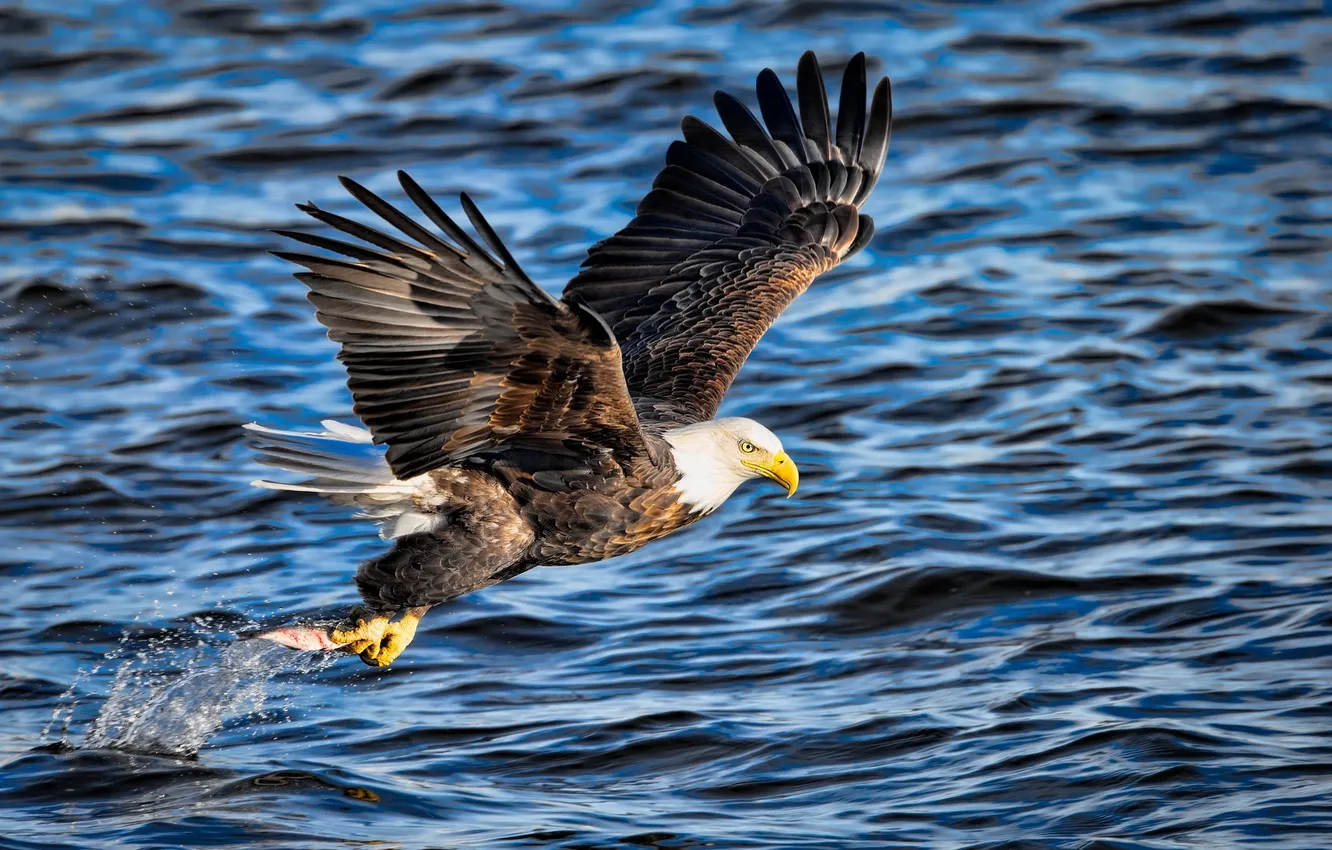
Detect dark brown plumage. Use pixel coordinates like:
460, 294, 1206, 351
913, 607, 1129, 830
249, 51, 893, 665
566, 52, 890, 421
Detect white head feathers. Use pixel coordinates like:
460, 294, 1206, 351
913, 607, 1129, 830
664, 417, 792, 513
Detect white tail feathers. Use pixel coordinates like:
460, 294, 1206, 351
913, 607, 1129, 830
244, 421, 444, 540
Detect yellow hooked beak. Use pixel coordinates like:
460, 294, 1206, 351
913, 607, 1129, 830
743, 450, 799, 497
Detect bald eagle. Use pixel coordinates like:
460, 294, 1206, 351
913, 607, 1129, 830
248, 51, 892, 666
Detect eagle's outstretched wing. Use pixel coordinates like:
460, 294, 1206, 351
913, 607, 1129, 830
561, 51, 892, 423
274, 172, 648, 480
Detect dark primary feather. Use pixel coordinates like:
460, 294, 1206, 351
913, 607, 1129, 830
756, 68, 807, 166
276, 172, 648, 480
835, 53, 867, 161
797, 52, 832, 160
563, 50, 893, 422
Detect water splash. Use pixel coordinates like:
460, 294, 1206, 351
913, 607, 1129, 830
50, 636, 339, 758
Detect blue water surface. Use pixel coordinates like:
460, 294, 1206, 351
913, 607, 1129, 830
3, 1, 1332, 847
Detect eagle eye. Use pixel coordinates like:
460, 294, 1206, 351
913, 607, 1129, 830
739, 439, 757, 454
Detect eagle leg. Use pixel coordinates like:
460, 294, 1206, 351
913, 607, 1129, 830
330, 605, 430, 667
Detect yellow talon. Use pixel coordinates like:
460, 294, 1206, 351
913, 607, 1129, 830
330, 607, 427, 667
330, 613, 389, 649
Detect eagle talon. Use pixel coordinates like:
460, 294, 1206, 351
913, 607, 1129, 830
331, 607, 427, 668
330, 613, 388, 650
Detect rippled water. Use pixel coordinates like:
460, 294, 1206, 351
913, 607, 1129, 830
4, 1, 1332, 847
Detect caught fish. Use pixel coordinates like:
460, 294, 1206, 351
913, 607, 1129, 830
251, 623, 345, 652
249, 606, 424, 665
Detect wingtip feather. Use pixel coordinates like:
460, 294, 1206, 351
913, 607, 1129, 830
835, 52, 868, 162
796, 50, 832, 160
458, 192, 540, 288
756, 66, 807, 165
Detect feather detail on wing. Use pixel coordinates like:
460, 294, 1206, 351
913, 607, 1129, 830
561, 51, 892, 422
274, 172, 648, 479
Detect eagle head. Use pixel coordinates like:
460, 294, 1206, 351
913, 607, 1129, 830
664, 417, 799, 513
